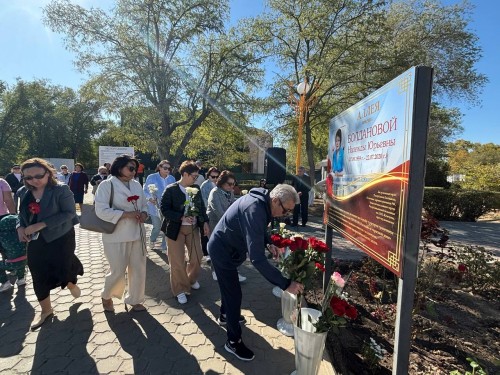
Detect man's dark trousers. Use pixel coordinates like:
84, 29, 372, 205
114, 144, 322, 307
292, 192, 309, 226
211, 259, 242, 342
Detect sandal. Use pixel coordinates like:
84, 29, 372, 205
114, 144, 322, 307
31, 310, 54, 330
102, 298, 115, 313
131, 304, 146, 312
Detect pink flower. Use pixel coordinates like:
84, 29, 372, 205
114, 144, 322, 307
332, 272, 345, 288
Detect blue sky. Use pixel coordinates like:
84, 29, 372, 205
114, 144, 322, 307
1, 0, 498, 145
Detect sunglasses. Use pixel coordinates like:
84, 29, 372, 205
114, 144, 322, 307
161, 166, 171, 170
127, 166, 136, 172
278, 198, 293, 215
23, 171, 47, 181
209, 175, 219, 179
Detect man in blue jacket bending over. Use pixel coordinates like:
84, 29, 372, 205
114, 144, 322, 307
208, 184, 304, 361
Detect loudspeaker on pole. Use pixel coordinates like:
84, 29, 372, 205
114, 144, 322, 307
264, 147, 286, 184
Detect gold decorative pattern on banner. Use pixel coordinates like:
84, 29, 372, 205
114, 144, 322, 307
398, 73, 412, 95
388, 251, 399, 270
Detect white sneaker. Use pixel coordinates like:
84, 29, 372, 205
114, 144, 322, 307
191, 281, 200, 290
203, 255, 211, 262
16, 278, 26, 286
177, 293, 187, 304
212, 271, 218, 281
0, 281, 13, 292
238, 273, 247, 283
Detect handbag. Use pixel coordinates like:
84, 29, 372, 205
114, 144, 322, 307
79, 183, 116, 234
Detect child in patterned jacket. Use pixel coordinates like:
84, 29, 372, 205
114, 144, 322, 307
0, 215, 27, 292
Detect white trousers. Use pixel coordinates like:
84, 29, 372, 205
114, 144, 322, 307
101, 240, 146, 305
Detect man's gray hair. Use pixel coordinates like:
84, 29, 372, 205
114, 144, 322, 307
270, 184, 300, 204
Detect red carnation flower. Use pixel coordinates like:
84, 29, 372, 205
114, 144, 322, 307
308, 237, 318, 248
315, 262, 325, 272
127, 195, 140, 202
458, 263, 468, 273
312, 239, 328, 253
281, 238, 293, 248
270, 234, 283, 247
28, 202, 41, 215
289, 241, 298, 252
294, 237, 308, 250
345, 305, 358, 320
330, 296, 347, 317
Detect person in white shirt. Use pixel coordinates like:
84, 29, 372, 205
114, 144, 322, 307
57, 165, 71, 185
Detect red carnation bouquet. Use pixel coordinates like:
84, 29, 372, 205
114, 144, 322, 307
270, 233, 328, 289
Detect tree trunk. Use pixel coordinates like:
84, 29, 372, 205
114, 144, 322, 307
157, 113, 172, 161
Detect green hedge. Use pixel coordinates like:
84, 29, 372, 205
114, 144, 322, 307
423, 188, 500, 221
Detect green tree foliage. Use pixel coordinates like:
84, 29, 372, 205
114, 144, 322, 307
251, 0, 486, 179
0, 79, 105, 172
0, 80, 31, 170
43, 0, 265, 166
447, 140, 500, 191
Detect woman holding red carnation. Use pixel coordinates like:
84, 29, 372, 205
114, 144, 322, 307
16, 158, 83, 330
95, 155, 148, 313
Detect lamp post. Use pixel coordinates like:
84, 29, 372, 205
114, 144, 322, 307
290, 78, 314, 175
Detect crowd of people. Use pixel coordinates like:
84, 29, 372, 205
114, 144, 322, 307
0, 155, 313, 362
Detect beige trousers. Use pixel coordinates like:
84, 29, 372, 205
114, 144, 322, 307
101, 240, 146, 305
167, 225, 203, 296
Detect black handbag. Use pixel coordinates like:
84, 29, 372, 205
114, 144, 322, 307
79, 183, 116, 234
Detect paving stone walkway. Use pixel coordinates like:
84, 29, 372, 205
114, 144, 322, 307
1, 195, 497, 374
0, 201, 336, 374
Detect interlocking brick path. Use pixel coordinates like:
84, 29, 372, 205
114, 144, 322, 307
0, 194, 336, 375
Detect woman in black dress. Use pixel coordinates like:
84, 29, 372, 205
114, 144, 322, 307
16, 158, 83, 330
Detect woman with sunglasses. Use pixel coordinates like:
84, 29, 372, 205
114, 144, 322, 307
95, 155, 148, 313
207, 171, 247, 283
143, 160, 176, 252
199, 167, 220, 261
16, 158, 83, 330
160, 160, 210, 304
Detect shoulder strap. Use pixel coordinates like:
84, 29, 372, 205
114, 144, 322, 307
109, 182, 114, 208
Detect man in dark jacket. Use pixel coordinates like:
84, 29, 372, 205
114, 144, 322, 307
4, 165, 23, 212
208, 184, 304, 361
292, 166, 311, 227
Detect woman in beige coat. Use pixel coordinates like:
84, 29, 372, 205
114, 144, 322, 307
95, 155, 148, 312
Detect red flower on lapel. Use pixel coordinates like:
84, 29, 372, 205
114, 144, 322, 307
28, 202, 41, 215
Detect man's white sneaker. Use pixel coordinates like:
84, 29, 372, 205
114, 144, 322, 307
177, 293, 187, 304
16, 278, 26, 286
0, 281, 13, 292
238, 273, 247, 283
212, 271, 218, 281
191, 281, 200, 290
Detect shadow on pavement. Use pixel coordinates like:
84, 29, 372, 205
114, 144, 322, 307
0, 286, 35, 358
106, 310, 202, 374
31, 303, 97, 374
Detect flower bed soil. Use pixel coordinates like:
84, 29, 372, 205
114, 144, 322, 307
305, 260, 499, 374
